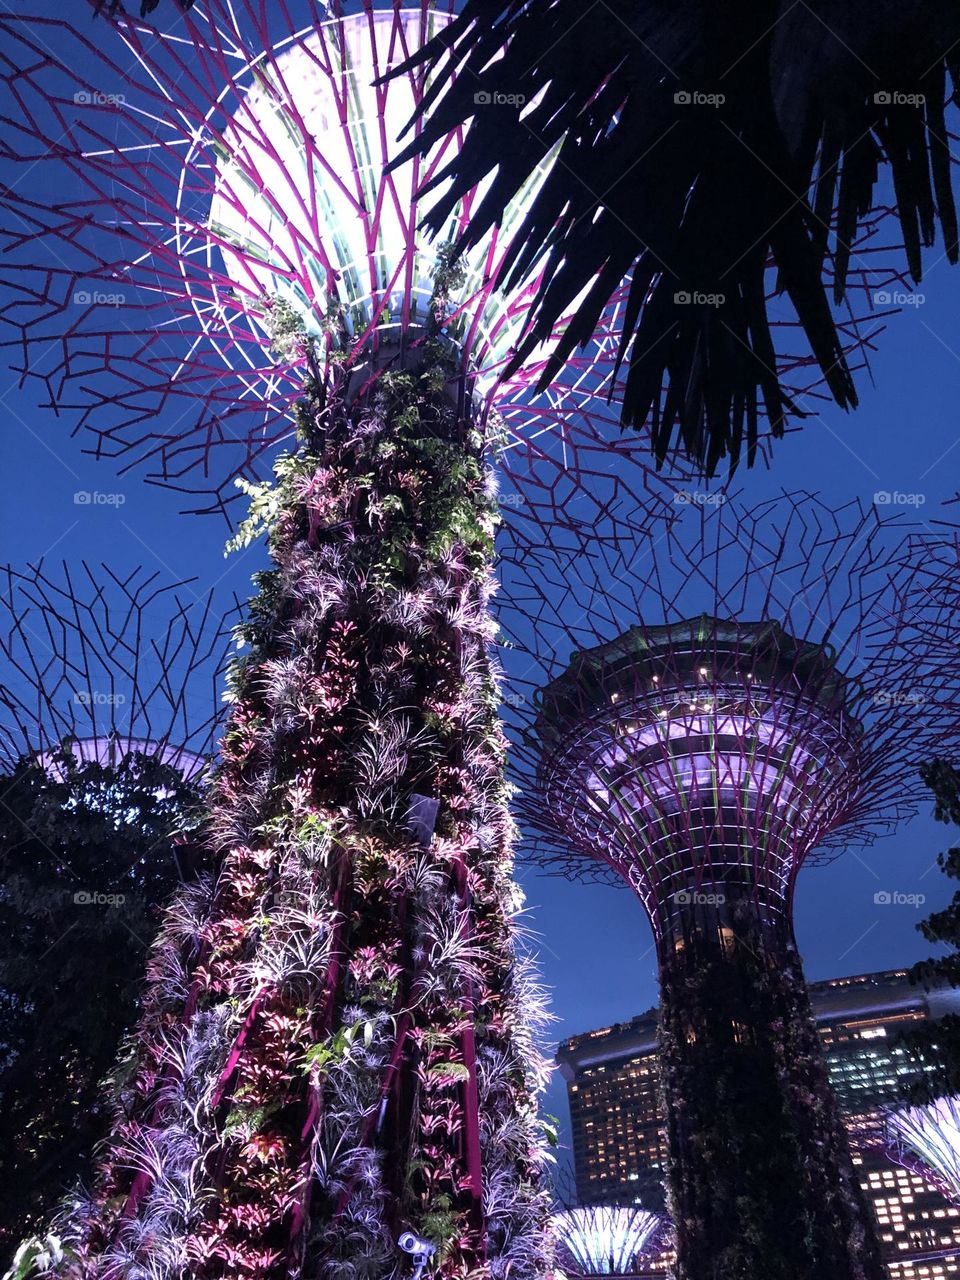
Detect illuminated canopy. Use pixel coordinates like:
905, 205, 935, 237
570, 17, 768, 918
197, 9, 552, 387
552, 1205, 663, 1276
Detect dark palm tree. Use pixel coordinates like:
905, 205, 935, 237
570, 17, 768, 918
390, 0, 960, 472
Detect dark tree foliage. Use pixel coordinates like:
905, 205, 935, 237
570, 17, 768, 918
390, 0, 960, 474
0, 748, 202, 1249
896, 759, 960, 1104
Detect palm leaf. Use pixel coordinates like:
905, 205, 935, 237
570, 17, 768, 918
388, 0, 960, 474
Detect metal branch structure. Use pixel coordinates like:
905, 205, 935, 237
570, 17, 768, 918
888, 522, 960, 746
0, 561, 232, 778
0, 4, 902, 513
0, 0, 683, 533
551, 1206, 664, 1277
499, 492, 942, 1280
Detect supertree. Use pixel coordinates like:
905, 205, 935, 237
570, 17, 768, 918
0, 5, 612, 1276
885, 1096, 960, 1204
494, 491, 946, 1280
0, 562, 234, 1256
551, 1206, 664, 1278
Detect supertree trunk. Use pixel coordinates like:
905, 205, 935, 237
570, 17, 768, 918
42, 350, 551, 1280
657, 904, 885, 1280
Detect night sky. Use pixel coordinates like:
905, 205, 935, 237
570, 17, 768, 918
2, 3, 960, 1181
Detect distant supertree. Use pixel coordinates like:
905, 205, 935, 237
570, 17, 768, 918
500, 492, 943, 1280
551, 1206, 664, 1277
885, 1096, 960, 1204
0, 563, 233, 1258
888, 524, 960, 739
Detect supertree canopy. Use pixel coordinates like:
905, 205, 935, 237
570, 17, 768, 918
0, 3, 903, 497
0, 0, 687, 530
0, 563, 235, 1258
0, 561, 229, 778
551, 1206, 663, 1277
498, 492, 943, 1280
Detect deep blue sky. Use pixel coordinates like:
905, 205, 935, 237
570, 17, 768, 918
2, 3, 960, 1174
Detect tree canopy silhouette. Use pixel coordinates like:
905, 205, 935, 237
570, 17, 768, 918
389, 0, 960, 473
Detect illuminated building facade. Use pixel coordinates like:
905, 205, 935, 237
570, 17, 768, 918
558, 970, 960, 1278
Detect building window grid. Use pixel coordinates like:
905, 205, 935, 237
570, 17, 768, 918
564, 977, 960, 1274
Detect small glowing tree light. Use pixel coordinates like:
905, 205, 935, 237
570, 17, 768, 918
886, 1097, 960, 1203
505, 492, 944, 1280
552, 1206, 664, 1276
